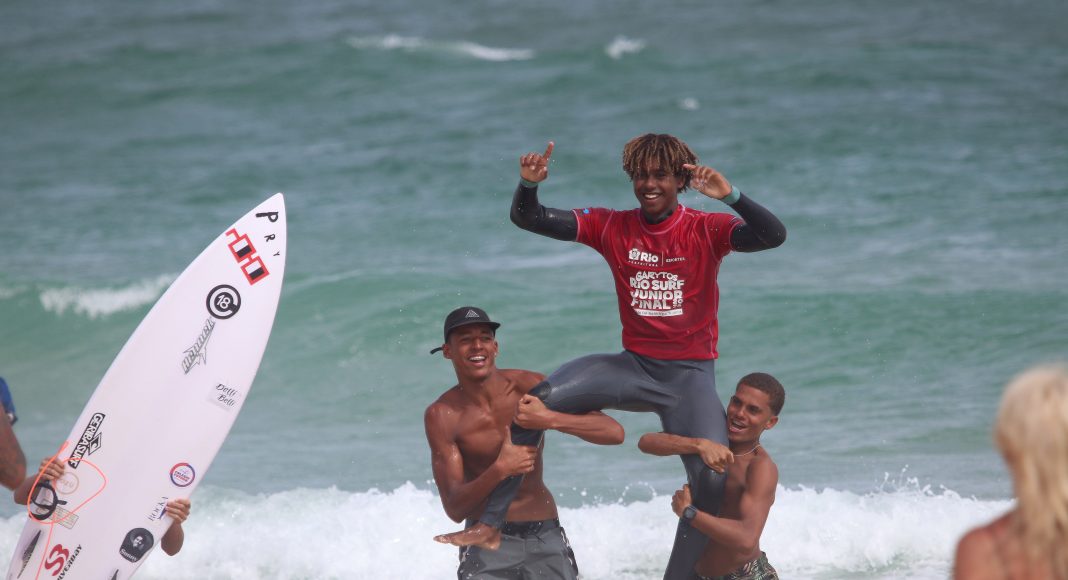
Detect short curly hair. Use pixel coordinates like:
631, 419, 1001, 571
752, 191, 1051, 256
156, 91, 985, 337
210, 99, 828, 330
737, 372, 785, 416
621, 133, 698, 191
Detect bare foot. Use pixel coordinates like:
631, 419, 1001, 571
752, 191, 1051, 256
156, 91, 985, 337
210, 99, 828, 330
433, 523, 502, 550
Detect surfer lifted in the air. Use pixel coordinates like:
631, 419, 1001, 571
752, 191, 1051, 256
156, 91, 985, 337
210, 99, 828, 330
434, 134, 786, 580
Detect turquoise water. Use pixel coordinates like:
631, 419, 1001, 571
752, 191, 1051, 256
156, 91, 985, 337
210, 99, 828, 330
1, 0, 1066, 577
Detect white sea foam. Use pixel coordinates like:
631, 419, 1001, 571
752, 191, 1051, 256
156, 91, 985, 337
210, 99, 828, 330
606, 35, 646, 60
679, 97, 700, 110
346, 35, 534, 61
0, 285, 22, 300
0, 481, 1008, 579
38, 275, 174, 319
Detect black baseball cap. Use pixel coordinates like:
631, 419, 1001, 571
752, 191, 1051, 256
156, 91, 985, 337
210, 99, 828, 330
429, 306, 501, 354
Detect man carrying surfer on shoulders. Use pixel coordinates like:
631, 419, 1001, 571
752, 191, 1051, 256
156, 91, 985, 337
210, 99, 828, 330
435, 134, 786, 580
641, 372, 785, 580
14, 457, 192, 556
424, 306, 624, 579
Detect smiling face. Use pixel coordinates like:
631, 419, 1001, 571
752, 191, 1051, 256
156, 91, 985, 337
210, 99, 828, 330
621, 134, 697, 222
725, 384, 779, 446
442, 324, 499, 381
630, 165, 685, 221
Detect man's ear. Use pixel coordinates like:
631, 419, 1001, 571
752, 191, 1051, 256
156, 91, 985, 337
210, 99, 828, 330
441, 344, 451, 359
763, 415, 779, 431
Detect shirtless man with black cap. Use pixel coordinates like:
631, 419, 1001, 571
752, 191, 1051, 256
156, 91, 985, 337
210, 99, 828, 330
425, 306, 625, 579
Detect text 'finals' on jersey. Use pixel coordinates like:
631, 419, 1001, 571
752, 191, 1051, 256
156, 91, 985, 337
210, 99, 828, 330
574, 205, 740, 360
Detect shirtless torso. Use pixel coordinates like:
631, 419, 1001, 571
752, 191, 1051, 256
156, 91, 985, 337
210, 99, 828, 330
695, 445, 777, 577
427, 368, 558, 524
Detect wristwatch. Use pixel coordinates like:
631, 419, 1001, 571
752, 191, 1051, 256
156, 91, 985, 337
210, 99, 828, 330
682, 505, 698, 522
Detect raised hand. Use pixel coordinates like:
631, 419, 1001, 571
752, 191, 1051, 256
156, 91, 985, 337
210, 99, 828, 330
682, 163, 732, 200
520, 142, 554, 184
495, 426, 537, 477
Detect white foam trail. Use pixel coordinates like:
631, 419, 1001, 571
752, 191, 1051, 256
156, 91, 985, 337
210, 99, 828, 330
606, 36, 646, 60
38, 274, 174, 319
346, 35, 534, 61
453, 40, 534, 62
0, 285, 22, 300
0, 481, 1009, 579
346, 33, 425, 51
679, 97, 700, 110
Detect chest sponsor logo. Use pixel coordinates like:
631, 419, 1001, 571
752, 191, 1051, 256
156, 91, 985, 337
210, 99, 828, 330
627, 248, 662, 268
67, 413, 104, 469
208, 383, 243, 412
170, 462, 196, 487
181, 318, 216, 374
206, 284, 241, 319
629, 271, 685, 317
119, 529, 153, 563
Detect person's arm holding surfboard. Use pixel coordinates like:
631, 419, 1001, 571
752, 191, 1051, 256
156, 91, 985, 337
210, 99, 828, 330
160, 498, 190, 555
13, 457, 63, 505
425, 404, 537, 523
15, 460, 191, 555
509, 141, 579, 242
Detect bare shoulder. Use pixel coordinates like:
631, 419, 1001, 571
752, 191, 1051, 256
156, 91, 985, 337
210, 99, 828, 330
745, 448, 779, 491
499, 368, 546, 394
953, 518, 1003, 580
424, 386, 463, 429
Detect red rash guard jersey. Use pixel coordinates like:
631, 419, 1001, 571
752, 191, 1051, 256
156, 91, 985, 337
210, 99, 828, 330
573, 205, 740, 360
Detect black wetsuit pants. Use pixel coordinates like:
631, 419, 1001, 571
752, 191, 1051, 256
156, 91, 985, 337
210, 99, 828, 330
479, 351, 727, 580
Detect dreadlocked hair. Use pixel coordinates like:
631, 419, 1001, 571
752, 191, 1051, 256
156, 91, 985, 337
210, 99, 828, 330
621, 133, 698, 190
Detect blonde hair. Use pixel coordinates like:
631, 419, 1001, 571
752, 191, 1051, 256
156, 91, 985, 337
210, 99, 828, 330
994, 363, 1068, 579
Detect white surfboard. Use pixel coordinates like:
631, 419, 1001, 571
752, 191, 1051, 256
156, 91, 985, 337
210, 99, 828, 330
6, 194, 287, 580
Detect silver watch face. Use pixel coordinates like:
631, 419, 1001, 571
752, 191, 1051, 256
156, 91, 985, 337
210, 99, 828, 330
684, 505, 697, 520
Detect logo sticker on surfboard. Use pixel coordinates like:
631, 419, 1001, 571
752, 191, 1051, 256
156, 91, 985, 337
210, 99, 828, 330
118, 529, 153, 563
226, 228, 270, 285
206, 284, 241, 319
207, 383, 243, 412
169, 463, 195, 487
44, 543, 81, 577
147, 497, 169, 522
67, 413, 105, 469
181, 318, 216, 374
55, 471, 79, 495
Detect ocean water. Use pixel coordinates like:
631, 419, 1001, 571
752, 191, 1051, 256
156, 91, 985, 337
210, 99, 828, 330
1, 0, 1066, 578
